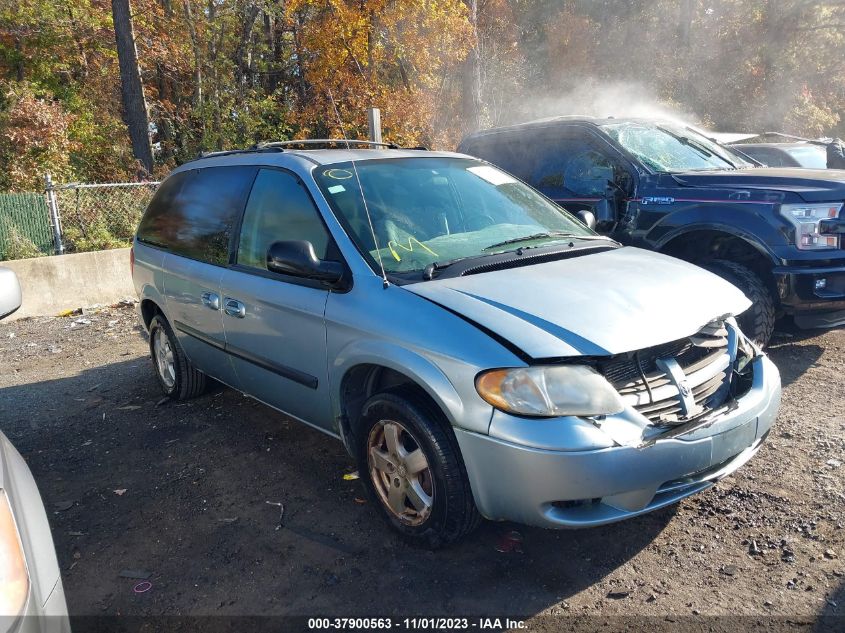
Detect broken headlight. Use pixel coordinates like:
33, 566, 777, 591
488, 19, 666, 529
475, 365, 624, 417
780, 203, 842, 250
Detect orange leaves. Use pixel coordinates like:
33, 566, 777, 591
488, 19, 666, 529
0, 82, 76, 191
287, 0, 473, 147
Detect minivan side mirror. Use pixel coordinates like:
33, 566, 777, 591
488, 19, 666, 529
266, 240, 344, 285
0, 267, 22, 320
576, 210, 597, 230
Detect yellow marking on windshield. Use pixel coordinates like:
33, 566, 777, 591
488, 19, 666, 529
388, 237, 438, 262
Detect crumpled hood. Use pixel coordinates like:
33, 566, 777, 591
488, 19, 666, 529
672, 168, 845, 203
405, 247, 750, 358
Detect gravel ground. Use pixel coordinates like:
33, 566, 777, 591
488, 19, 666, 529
0, 305, 843, 629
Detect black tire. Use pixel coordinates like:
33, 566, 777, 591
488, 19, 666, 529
704, 259, 776, 346
355, 387, 481, 548
148, 314, 207, 400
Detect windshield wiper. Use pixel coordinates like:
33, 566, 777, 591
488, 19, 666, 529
422, 256, 474, 280
483, 232, 609, 251
423, 234, 616, 280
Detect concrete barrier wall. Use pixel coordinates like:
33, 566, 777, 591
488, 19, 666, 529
2, 248, 135, 320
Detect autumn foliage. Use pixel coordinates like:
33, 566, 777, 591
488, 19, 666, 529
2, 0, 845, 190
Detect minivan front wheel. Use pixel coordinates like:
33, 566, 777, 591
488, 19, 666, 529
148, 315, 207, 400
356, 388, 481, 548
367, 419, 434, 526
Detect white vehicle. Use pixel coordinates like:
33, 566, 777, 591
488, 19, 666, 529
0, 266, 70, 632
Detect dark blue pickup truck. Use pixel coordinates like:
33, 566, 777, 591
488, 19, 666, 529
459, 117, 845, 345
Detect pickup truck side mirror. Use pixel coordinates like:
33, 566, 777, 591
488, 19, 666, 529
576, 210, 597, 230
0, 267, 22, 320
266, 240, 344, 285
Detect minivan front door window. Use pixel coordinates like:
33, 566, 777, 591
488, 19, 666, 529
315, 157, 598, 276
237, 169, 331, 270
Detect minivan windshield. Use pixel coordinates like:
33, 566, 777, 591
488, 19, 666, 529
314, 157, 598, 275
601, 121, 754, 172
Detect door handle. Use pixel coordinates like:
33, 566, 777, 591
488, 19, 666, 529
224, 298, 246, 318
201, 292, 220, 311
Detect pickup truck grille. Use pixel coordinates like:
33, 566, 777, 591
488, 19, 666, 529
598, 319, 735, 425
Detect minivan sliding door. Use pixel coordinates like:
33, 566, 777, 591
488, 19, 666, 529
157, 166, 257, 389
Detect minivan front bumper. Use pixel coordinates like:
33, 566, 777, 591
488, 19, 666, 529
455, 355, 781, 529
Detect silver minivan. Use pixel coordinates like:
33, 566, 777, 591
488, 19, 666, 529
132, 142, 781, 547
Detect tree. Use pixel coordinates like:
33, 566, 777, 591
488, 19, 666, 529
112, 0, 153, 175
461, 0, 481, 132
5, 0, 845, 192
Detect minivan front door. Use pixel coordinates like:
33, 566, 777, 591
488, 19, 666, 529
219, 168, 335, 431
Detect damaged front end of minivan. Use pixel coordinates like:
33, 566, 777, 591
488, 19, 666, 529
453, 314, 780, 529
590, 315, 759, 448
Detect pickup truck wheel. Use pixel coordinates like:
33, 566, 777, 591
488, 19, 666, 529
704, 260, 776, 346
148, 315, 207, 400
355, 388, 481, 548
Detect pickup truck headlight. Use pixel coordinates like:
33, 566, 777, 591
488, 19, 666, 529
0, 491, 28, 616
780, 203, 842, 250
475, 365, 624, 417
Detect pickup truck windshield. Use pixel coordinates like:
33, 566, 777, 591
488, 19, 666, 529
601, 121, 753, 172
315, 157, 596, 274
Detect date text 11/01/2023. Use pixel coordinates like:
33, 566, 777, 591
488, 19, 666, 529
307, 618, 527, 630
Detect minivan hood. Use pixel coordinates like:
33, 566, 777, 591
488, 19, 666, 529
672, 168, 845, 202
405, 247, 750, 359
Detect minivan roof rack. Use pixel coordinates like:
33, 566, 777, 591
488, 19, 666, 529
195, 146, 286, 160
189, 139, 430, 164
256, 139, 401, 149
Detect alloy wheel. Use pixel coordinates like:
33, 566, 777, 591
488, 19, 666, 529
153, 328, 176, 390
367, 419, 434, 526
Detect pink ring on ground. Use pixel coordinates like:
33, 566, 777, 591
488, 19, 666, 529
133, 581, 152, 593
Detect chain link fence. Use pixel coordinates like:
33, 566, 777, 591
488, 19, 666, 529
0, 192, 55, 260
0, 177, 159, 261
53, 182, 159, 254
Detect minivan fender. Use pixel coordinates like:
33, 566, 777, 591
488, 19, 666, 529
330, 339, 477, 434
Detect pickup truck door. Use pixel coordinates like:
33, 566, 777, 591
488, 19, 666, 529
523, 125, 634, 233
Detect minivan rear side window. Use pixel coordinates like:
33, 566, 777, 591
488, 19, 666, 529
137, 166, 256, 266
236, 168, 330, 271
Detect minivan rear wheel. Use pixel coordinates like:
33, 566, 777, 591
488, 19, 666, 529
148, 315, 207, 400
355, 388, 481, 548
704, 259, 776, 347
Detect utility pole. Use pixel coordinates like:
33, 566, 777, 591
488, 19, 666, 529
368, 108, 382, 144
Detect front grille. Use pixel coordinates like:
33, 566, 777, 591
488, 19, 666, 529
599, 319, 734, 425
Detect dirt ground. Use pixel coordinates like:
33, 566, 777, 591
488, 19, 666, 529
0, 304, 843, 629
